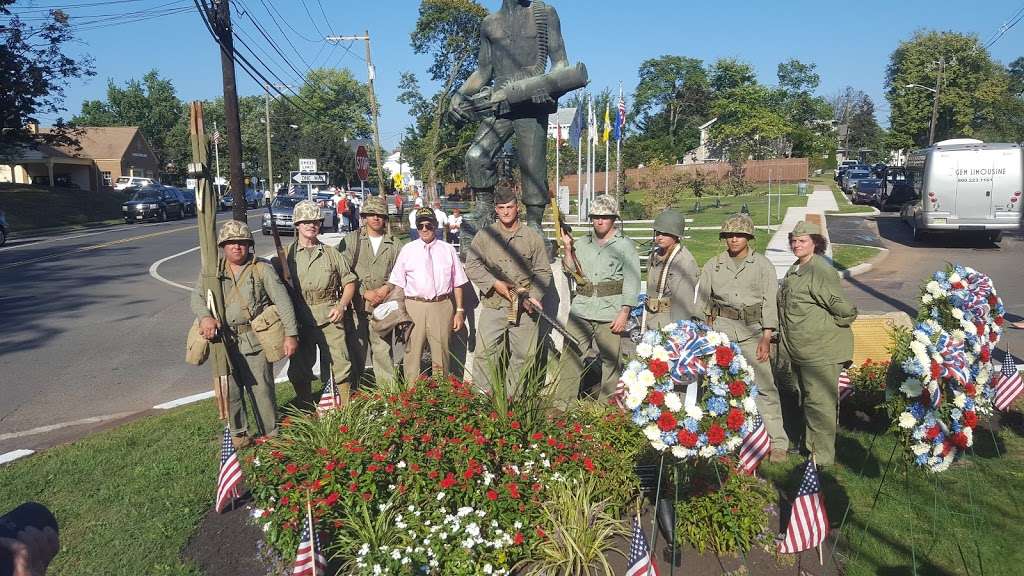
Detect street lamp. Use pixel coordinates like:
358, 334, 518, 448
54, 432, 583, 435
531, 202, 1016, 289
904, 57, 947, 147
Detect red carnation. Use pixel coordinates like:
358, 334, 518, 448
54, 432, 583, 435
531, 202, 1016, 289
963, 410, 978, 428
707, 424, 725, 445
980, 347, 991, 362
925, 425, 941, 440
951, 281, 964, 290
728, 381, 746, 397
964, 383, 977, 397
715, 346, 735, 367
930, 361, 942, 380
952, 432, 970, 449
677, 429, 698, 447
649, 359, 669, 378
726, 408, 745, 431
990, 331, 999, 343
995, 316, 1005, 327
657, 411, 677, 432
976, 322, 985, 336
486, 489, 498, 501
648, 390, 665, 406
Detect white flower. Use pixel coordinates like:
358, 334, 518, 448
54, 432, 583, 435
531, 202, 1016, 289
900, 379, 923, 398
652, 439, 668, 451
898, 412, 917, 429
624, 392, 644, 410
951, 308, 964, 320
953, 392, 967, 409
911, 443, 930, 456
699, 446, 718, 458
909, 340, 928, 360
951, 330, 966, 341
391, 549, 402, 560
925, 281, 943, 296
457, 506, 473, 517
963, 427, 973, 446
705, 332, 724, 346
652, 346, 670, 362
685, 404, 704, 420
949, 272, 962, 284
483, 564, 494, 575
620, 370, 637, 387
922, 294, 934, 304
742, 397, 758, 414
725, 436, 742, 450
252, 457, 261, 467
636, 343, 653, 358
437, 492, 446, 501
664, 392, 682, 412
643, 424, 661, 441
670, 445, 693, 459
637, 370, 656, 388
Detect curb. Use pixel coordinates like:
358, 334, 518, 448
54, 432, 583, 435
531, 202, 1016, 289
827, 206, 880, 217
838, 245, 890, 279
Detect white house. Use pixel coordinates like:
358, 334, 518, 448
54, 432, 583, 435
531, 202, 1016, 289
547, 106, 577, 140
682, 118, 722, 164
382, 149, 417, 192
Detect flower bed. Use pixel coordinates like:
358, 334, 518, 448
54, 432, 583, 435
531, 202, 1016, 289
838, 358, 890, 430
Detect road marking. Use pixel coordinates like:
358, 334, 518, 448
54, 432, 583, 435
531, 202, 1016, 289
153, 390, 214, 409
0, 225, 199, 271
0, 412, 136, 442
0, 450, 35, 465
149, 246, 199, 291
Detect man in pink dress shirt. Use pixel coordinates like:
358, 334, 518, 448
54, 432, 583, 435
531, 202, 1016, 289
388, 207, 468, 376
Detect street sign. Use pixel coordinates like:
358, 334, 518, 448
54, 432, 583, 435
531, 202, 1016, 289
355, 145, 370, 181
290, 171, 329, 185
299, 158, 317, 173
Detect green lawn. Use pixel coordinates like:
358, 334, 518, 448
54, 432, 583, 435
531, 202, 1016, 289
831, 244, 884, 271
823, 180, 876, 215
0, 183, 129, 231
623, 186, 809, 227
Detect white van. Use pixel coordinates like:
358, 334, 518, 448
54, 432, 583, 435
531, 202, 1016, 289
902, 139, 1022, 243
113, 176, 156, 190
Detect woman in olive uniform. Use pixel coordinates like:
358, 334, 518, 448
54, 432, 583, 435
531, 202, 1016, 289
777, 220, 857, 467
644, 209, 699, 330
698, 213, 789, 461
284, 200, 357, 408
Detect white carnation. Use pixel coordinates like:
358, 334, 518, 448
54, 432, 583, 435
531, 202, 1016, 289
949, 272, 962, 284
637, 370, 656, 388
925, 281, 943, 296
963, 427, 974, 446
624, 392, 644, 410
643, 424, 661, 441
620, 370, 637, 386
651, 439, 667, 451
743, 397, 759, 414
725, 436, 742, 450
898, 412, 917, 429
652, 346, 670, 362
922, 294, 934, 304
685, 405, 704, 420
953, 392, 967, 408
951, 308, 964, 320
635, 343, 653, 359
900, 379, 923, 398
664, 392, 682, 412
911, 443, 930, 456
699, 446, 718, 458
670, 445, 692, 459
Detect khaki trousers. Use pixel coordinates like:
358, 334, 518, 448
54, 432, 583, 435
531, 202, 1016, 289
405, 299, 454, 377
288, 321, 352, 399
348, 309, 397, 386
736, 336, 789, 452
227, 347, 277, 437
473, 306, 542, 396
554, 315, 626, 409
792, 362, 842, 466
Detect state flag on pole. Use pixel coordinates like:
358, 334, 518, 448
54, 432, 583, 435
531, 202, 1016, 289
614, 95, 626, 141
738, 414, 770, 474
624, 516, 659, 576
994, 350, 1023, 411
316, 374, 340, 416
292, 513, 328, 576
602, 101, 611, 143
777, 458, 829, 554
568, 105, 584, 150
215, 426, 243, 513
838, 369, 853, 402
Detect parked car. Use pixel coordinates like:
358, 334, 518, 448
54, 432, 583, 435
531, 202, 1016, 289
0, 210, 8, 247
878, 167, 914, 210
851, 177, 883, 205
114, 176, 156, 191
841, 168, 872, 192
834, 159, 860, 179
122, 186, 185, 223
174, 187, 197, 217
261, 195, 337, 235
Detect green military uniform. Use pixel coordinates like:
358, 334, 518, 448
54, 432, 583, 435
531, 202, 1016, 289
339, 196, 404, 385
190, 222, 298, 438
464, 195, 552, 395
778, 222, 857, 466
698, 214, 788, 453
555, 195, 641, 407
285, 201, 358, 405
645, 210, 699, 330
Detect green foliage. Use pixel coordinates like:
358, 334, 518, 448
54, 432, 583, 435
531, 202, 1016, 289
710, 84, 789, 160
631, 56, 709, 162
673, 464, 776, 555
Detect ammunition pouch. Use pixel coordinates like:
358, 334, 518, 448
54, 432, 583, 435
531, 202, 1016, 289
646, 297, 671, 314
576, 280, 623, 298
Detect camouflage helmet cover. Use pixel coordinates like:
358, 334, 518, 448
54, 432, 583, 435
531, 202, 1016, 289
217, 220, 254, 245
791, 220, 821, 237
720, 213, 755, 237
361, 195, 387, 216
588, 194, 619, 218
292, 200, 323, 224
653, 209, 685, 238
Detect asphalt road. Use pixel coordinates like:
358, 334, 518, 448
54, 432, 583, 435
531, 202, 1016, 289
0, 211, 281, 454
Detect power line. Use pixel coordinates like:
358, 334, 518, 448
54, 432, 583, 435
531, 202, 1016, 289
296, 0, 325, 38
984, 1, 1024, 49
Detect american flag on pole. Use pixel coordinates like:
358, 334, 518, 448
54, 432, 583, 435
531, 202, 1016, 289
614, 94, 626, 141
838, 369, 853, 402
292, 513, 328, 576
215, 426, 244, 513
316, 375, 340, 416
211, 130, 221, 144
994, 350, 1023, 411
738, 414, 771, 474
624, 516, 659, 576
777, 458, 829, 554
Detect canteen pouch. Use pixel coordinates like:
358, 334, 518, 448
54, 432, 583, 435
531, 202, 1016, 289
251, 304, 286, 363
185, 318, 210, 366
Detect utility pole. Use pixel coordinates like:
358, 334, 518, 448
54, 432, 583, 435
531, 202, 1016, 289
928, 58, 944, 146
209, 0, 247, 221
325, 32, 386, 191
262, 83, 293, 200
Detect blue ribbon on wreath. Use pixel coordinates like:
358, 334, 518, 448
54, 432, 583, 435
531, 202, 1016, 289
933, 332, 970, 386
667, 322, 716, 384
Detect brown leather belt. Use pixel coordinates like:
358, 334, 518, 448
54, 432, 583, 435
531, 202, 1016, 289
712, 303, 762, 324
406, 293, 451, 303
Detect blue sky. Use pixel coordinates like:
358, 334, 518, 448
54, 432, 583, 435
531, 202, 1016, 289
19, 0, 1024, 151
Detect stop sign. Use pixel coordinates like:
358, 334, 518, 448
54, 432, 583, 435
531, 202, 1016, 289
355, 145, 370, 181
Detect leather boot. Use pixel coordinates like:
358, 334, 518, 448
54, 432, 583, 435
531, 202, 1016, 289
336, 382, 352, 406
292, 381, 314, 412
231, 434, 253, 450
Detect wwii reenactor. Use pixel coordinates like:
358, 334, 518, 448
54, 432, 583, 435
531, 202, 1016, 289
283, 200, 357, 408
644, 209, 700, 330
191, 220, 298, 449
698, 213, 788, 461
554, 195, 641, 407
339, 195, 404, 385
464, 186, 552, 394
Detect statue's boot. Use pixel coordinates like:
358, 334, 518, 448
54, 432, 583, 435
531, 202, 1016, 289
463, 186, 495, 251
525, 204, 556, 261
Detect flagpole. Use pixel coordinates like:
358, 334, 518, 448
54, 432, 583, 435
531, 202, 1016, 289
577, 133, 582, 221
213, 120, 221, 183
616, 82, 623, 200
306, 491, 316, 576
555, 125, 561, 219
604, 134, 610, 194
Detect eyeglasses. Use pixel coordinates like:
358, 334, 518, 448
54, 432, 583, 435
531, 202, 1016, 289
417, 222, 435, 231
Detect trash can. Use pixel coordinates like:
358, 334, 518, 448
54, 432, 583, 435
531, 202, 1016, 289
797, 182, 808, 196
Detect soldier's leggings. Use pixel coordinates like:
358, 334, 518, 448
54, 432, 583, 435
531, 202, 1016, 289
736, 336, 789, 452
554, 315, 626, 409
226, 347, 277, 437
288, 322, 352, 402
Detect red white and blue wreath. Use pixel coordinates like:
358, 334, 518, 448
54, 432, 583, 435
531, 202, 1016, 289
618, 320, 761, 461
894, 264, 1005, 472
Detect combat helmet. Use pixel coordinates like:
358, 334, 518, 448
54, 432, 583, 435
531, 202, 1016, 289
588, 194, 619, 219
790, 220, 821, 237
217, 220, 254, 245
719, 213, 755, 238
653, 209, 685, 238
361, 195, 387, 217
292, 200, 323, 224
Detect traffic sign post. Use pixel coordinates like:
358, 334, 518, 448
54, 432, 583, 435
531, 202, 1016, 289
290, 171, 329, 185
299, 158, 317, 173
356, 145, 370, 183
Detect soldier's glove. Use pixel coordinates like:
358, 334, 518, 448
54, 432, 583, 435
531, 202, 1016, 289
448, 92, 473, 125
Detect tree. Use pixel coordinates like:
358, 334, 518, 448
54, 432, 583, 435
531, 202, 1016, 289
777, 58, 820, 94
708, 58, 756, 94
775, 60, 833, 159
885, 31, 1009, 149
709, 84, 789, 161
831, 88, 885, 162
631, 55, 708, 163
0, 2, 94, 159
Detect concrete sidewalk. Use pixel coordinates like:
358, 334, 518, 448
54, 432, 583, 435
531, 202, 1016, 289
764, 185, 838, 279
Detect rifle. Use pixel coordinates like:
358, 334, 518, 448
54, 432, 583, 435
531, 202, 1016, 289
450, 63, 589, 125
267, 201, 292, 288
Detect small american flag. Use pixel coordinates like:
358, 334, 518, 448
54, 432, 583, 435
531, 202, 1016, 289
316, 375, 340, 416
778, 458, 829, 554
624, 516, 659, 576
994, 351, 1023, 411
215, 426, 243, 513
738, 414, 771, 474
293, 514, 328, 576
838, 369, 853, 402
211, 130, 221, 144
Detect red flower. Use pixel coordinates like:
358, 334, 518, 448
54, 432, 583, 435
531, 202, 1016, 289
325, 492, 339, 506
930, 361, 942, 380
677, 429, 698, 447
536, 527, 546, 538
440, 472, 457, 489
649, 359, 669, 378
583, 457, 595, 472
513, 532, 525, 545
707, 424, 725, 445
726, 408, 745, 431
280, 496, 289, 506
990, 331, 999, 343
338, 425, 349, 433
531, 432, 544, 441
486, 489, 498, 501
951, 281, 964, 290
348, 482, 358, 492
995, 316, 1005, 327
510, 421, 521, 430
285, 463, 298, 475
715, 346, 734, 367
361, 492, 373, 501
925, 425, 941, 441
657, 411, 677, 432
385, 464, 395, 474
976, 322, 985, 336
980, 347, 991, 363
963, 410, 978, 428
506, 483, 521, 499
648, 390, 665, 406
952, 432, 969, 449
964, 383, 977, 397
728, 381, 746, 397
